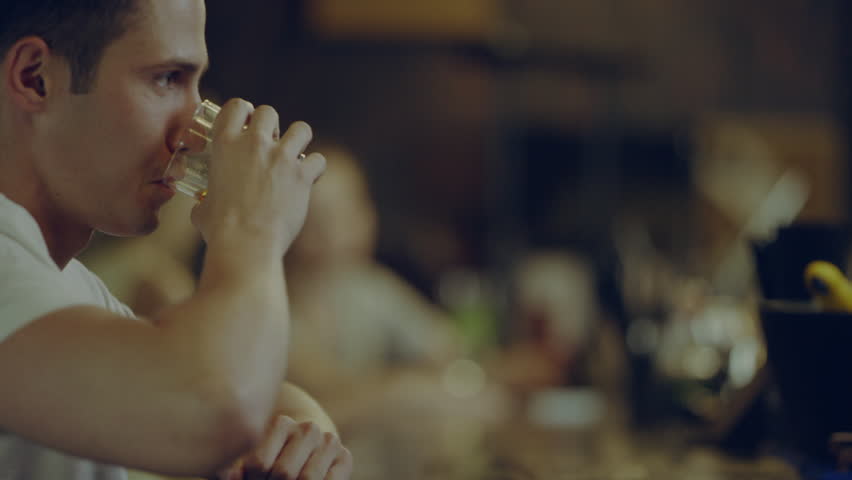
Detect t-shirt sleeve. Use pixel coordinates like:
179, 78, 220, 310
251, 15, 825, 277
0, 256, 88, 343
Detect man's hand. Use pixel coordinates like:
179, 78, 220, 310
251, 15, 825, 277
217, 415, 352, 480
193, 99, 326, 261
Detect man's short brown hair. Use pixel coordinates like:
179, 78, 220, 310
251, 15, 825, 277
0, 1, 141, 94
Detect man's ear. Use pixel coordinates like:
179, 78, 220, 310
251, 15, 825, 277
4, 36, 54, 112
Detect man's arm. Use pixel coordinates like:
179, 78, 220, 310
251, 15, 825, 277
212, 383, 351, 480
0, 260, 288, 477
0, 102, 325, 478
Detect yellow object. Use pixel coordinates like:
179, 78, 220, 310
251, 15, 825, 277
804, 260, 852, 312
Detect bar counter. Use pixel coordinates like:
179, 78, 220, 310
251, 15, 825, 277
343, 395, 801, 480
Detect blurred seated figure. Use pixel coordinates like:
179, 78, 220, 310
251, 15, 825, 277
492, 250, 627, 406
284, 143, 508, 427
487, 251, 595, 392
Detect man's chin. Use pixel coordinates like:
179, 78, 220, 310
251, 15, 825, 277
97, 213, 160, 238
136, 210, 162, 236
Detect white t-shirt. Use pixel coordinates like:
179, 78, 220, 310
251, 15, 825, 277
0, 193, 132, 479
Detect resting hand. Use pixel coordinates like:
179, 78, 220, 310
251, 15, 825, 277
216, 415, 353, 480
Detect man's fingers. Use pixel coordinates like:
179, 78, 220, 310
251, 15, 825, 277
326, 447, 354, 480
246, 105, 280, 142
270, 421, 323, 479
216, 458, 244, 480
213, 98, 254, 140
241, 415, 297, 477
300, 152, 326, 185
299, 432, 341, 479
278, 121, 313, 160
228, 419, 349, 480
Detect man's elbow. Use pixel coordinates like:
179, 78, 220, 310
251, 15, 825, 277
189, 385, 272, 475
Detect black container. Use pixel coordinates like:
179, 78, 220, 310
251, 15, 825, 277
753, 223, 852, 301
760, 301, 852, 460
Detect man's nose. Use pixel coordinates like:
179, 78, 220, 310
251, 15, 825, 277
167, 98, 203, 154
183, 91, 202, 123
189, 88, 202, 111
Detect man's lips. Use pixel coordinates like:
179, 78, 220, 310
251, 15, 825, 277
150, 177, 177, 193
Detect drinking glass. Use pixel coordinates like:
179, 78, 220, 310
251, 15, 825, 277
164, 99, 219, 200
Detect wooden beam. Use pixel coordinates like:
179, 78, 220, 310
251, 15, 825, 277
307, 0, 501, 42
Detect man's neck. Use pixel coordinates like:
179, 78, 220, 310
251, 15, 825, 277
2, 188, 94, 270
0, 169, 93, 271
0, 116, 94, 268
30, 201, 95, 270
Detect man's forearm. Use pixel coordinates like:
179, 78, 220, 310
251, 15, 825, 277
153, 251, 292, 441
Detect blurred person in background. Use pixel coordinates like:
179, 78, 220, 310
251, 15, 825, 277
501, 251, 599, 390
497, 251, 627, 401
0, 1, 352, 479
284, 142, 509, 428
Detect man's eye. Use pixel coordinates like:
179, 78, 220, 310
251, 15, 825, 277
155, 71, 181, 88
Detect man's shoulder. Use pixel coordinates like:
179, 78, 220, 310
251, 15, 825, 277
0, 245, 135, 342
0, 231, 51, 274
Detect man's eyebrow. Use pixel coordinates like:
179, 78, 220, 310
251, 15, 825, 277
151, 59, 210, 75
